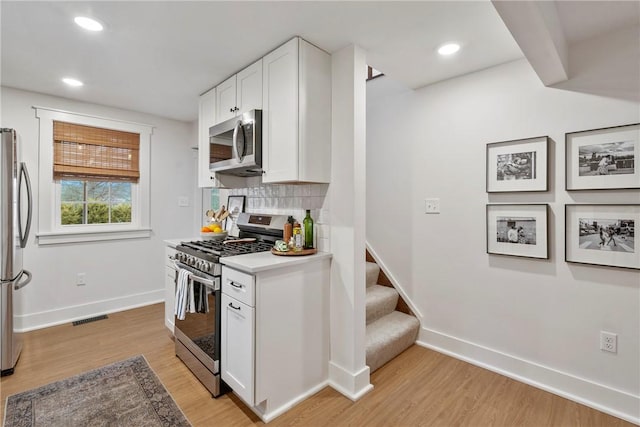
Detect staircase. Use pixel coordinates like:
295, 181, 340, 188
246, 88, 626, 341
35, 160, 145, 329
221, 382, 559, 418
366, 260, 420, 373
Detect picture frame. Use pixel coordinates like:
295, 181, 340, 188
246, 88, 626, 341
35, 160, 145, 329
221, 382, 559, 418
565, 204, 639, 270
224, 195, 245, 234
486, 204, 549, 259
486, 136, 549, 193
565, 123, 640, 191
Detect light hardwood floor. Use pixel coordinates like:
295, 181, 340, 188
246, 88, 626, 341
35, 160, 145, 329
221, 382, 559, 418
0, 303, 632, 426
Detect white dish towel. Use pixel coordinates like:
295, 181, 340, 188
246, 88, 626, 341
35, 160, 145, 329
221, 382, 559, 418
174, 268, 196, 320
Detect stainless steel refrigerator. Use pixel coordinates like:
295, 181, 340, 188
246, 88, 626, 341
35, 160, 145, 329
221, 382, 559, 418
1, 128, 32, 376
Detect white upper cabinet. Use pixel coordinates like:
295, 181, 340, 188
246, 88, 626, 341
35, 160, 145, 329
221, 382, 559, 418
215, 75, 237, 124
237, 60, 263, 114
215, 59, 263, 125
262, 38, 331, 184
198, 87, 216, 187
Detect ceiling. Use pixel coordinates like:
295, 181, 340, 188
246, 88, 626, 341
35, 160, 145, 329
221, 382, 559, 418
1, 2, 637, 122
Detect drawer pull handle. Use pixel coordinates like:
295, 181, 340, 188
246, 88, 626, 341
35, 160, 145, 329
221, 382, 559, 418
228, 302, 241, 311
229, 281, 243, 289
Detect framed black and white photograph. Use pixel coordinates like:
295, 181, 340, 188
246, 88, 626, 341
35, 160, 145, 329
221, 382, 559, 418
486, 136, 548, 193
566, 123, 639, 190
224, 195, 245, 234
486, 204, 549, 259
565, 204, 639, 270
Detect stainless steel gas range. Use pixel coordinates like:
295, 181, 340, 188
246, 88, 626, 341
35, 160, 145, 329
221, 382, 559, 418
170, 213, 287, 397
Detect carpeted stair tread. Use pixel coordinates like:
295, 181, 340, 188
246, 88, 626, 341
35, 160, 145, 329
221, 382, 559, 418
366, 284, 399, 325
366, 262, 380, 288
366, 311, 420, 373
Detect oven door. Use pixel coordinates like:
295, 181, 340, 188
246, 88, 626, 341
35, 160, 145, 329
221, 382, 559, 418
173, 262, 221, 374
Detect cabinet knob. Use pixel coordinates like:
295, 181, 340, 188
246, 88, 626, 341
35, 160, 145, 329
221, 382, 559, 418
230, 108, 234, 112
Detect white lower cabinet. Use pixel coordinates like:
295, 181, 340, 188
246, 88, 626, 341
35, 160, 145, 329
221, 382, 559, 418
221, 293, 255, 405
220, 256, 330, 422
164, 247, 177, 333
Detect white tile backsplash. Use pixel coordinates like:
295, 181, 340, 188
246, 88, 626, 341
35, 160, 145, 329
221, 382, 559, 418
230, 183, 329, 222
229, 182, 330, 250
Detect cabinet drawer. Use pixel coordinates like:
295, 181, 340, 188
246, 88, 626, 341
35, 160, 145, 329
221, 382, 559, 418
222, 266, 255, 307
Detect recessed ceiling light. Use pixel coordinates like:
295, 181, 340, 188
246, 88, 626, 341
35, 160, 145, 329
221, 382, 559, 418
74, 16, 104, 32
62, 78, 84, 87
437, 43, 461, 56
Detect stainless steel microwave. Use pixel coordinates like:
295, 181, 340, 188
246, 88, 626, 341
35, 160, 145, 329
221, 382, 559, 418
209, 109, 262, 177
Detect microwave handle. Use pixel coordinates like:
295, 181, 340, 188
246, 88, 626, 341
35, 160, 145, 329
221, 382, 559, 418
232, 120, 246, 162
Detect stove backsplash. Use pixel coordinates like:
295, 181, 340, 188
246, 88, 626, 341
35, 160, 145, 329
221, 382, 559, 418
228, 182, 330, 252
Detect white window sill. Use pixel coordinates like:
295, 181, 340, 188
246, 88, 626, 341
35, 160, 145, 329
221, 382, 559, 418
36, 228, 153, 245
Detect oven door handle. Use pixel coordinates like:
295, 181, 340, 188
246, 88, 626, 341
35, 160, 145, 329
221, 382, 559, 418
170, 258, 216, 289
189, 274, 215, 288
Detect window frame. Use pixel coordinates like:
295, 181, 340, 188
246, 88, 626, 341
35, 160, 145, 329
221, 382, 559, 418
35, 107, 153, 245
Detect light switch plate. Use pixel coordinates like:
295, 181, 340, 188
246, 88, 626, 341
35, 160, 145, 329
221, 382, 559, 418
425, 198, 440, 214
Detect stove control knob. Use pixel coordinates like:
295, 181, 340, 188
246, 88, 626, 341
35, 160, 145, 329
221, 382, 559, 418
203, 262, 211, 272
196, 261, 204, 270
188, 256, 196, 266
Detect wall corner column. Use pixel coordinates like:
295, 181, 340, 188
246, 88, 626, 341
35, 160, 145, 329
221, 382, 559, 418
328, 44, 372, 399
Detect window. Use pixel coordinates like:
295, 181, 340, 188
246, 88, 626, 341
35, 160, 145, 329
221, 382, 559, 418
61, 180, 132, 225
35, 107, 153, 245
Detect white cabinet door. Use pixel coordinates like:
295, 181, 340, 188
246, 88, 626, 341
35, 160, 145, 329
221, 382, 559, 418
221, 293, 255, 406
262, 38, 299, 183
236, 59, 262, 115
164, 247, 177, 333
216, 75, 237, 124
198, 88, 216, 187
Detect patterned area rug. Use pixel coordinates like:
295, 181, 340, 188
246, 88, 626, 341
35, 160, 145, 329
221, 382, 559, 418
3, 355, 191, 427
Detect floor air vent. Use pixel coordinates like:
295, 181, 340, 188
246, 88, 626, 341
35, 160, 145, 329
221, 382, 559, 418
72, 314, 108, 326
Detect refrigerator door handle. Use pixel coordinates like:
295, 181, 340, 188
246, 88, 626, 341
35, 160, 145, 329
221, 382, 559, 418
14, 269, 31, 291
18, 162, 32, 249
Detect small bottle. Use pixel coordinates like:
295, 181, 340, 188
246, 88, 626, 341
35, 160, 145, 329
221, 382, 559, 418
292, 222, 303, 252
283, 218, 293, 245
303, 210, 314, 249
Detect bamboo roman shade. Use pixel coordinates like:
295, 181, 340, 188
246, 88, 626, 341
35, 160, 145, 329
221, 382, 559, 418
53, 121, 140, 182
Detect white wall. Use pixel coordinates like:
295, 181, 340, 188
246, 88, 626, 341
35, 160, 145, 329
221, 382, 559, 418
366, 60, 640, 422
1, 86, 197, 330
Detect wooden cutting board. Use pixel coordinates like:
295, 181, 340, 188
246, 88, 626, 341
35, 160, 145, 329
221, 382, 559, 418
271, 248, 317, 256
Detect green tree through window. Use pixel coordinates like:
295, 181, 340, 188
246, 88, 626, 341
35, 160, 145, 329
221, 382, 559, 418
61, 180, 132, 225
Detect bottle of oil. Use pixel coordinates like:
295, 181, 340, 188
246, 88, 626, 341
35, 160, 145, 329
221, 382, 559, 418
292, 222, 303, 252
303, 210, 314, 249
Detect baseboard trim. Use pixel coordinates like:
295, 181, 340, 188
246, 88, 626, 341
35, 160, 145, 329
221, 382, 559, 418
258, 380, 330, 423
417, 327, 640, 425
366, 243, 423, 319
328, 361, 373, 401
15, 290, 164, 332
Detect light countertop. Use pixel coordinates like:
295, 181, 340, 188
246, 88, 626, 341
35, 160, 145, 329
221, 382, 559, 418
165, 238, 331, 273
220, 251, 332, 274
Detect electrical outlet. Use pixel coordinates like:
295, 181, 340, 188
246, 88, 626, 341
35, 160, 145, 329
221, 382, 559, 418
77, 273, 86, 286
425, 198, 440, 214
178, 196, 189, 207
600, 331, 617, 353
